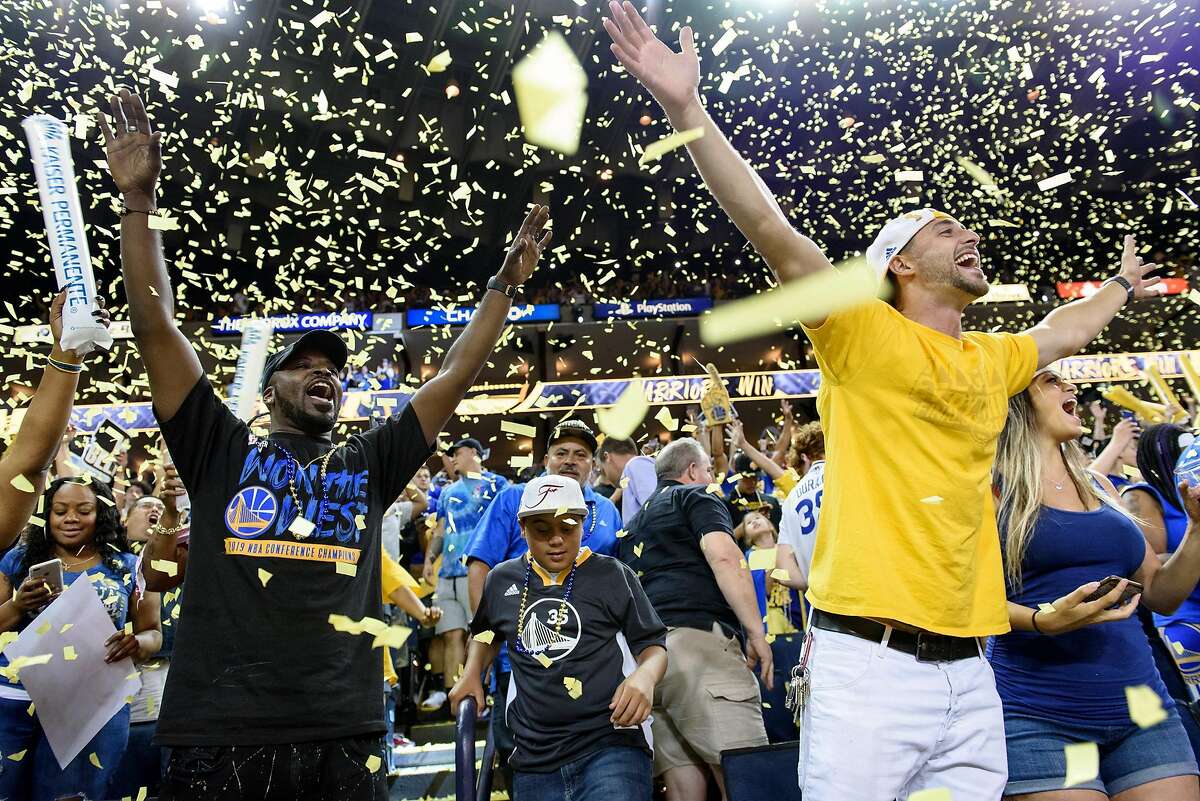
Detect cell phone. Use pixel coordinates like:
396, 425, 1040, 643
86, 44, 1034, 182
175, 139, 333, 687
27, 559, 64, 595
1082, 575, 1143, 605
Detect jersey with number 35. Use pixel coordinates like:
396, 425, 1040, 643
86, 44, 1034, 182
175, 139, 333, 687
778, 460, 825, 584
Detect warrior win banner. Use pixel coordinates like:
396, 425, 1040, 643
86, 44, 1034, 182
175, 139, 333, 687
22, 115, 112, 355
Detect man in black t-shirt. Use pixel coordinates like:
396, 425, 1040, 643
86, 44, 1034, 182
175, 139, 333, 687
100, 88, 554, 801
620, 438, 772, 801
451, 475, 667, 800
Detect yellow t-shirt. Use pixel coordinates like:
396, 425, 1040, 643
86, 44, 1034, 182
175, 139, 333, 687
801, 299, 1037, 636
381, 549, 421, 685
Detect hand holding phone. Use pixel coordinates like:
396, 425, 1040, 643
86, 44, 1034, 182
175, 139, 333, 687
27, 558, 64, 595
1082, 575, 1142, 606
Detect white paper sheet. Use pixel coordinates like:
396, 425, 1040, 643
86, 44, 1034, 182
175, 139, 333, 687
5, 575, 141, 768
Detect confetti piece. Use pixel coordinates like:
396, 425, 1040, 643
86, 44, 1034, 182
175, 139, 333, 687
426, 50, 452, 73
8, 475, 34, 493
336, 561, 357, 577
535, 652, 553, 668
365, 754, 381, 773
633, 543, 644, 558
89, 752, 103, 769
405, 32, 423, 43
150, 559, 178, 577
1187, 290, 1200, 307
712, 28, 738, 55
748, 548, 777, 571
473, 630, 496, 645
6, 750, 25, 762
257, 568, 272, 587
1063, 742, 1099, 787
63, 646, 76, 661
920, 496, 944, 504
770, 568, 791, 581
512, 32, 587, 155
639, 127, 705, 166
58, 624, 72, 634
1037, 172, 1073, 192
510, 454, 534, 469
1038, 603, 1056, 614
35, 623, 50, 635
354, 514, 366, 529
289, 517, 315, 538
706, 484, 724, 495
1175, 640, 1186, 655
501, 420, 538, 437
596, 379, 649, 440
371, 625, 413, 649
563, 676, 583, 699
908, 790, 953, 801
700, 258, 885, 344
1125, 685, 1168, 728
895, 169, 924, 183
615, 529, 628, 539
655, 406, 679, 431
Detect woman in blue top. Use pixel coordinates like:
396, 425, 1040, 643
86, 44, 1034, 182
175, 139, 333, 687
1123, 424, 1200, 694
991, 369, 1200, 800
0, 477, 161, 801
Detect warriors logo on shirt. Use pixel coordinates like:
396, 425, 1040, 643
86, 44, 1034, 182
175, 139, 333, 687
519, 598, 582, 662
225, 485, 279, 538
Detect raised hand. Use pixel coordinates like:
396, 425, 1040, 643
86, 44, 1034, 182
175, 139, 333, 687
1180, 481, 1200, 523
49, 291, 110, 361
603, 1, 700, 116
96, 89, 161, 204
1118, 235, 1164, 299
497, 205, 551, 287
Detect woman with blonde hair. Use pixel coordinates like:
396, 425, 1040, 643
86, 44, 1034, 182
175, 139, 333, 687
989, 369, 1200, 800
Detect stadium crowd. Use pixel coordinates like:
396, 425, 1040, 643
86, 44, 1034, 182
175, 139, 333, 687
4, 12, 1200, 801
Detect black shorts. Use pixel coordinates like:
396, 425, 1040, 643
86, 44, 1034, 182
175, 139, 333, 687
159, 734, 388, 801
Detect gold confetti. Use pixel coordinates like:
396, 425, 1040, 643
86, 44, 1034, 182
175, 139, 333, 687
920, 496, 944, 504
288, 516, 316, 538
8, 474, 34, 493
6, 750, 25, 762
769, 568, 791, 581
336, 561, 357, 577
639, 127, 705, 166
596, 379, 649, 440
63, 646, 77, 661
473, 630, 496, 645
365, 754, 381, 773
512, 32, 587, 155
633, 543, 644, 558
501, 420, 538, 437
88, 752, 103, 769
535, 652, 553, 668
748, 548, 777, 571
1125, 685, 1168, 728
257, 568, 272, 587
563, 676, 583, 699
1063, 742, 1099, 787
150, 559, 178, 577
908, 790, 953, 801
426, 49, 452, 73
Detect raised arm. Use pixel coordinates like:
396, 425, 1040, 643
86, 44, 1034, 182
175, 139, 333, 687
602, 1, 832, 284
409, 206, 550, 445
0, 293, 109, 549
1088, 418, 1138, 479
729, 419, 784, 482
97, 89, 203, 421
1024, 236, 1161, 369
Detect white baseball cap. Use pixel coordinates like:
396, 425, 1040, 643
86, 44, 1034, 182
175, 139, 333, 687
866, 208, 954, 282
518, 475, 588, 520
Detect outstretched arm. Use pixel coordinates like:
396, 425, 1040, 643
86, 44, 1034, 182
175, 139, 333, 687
1025, 236, 1161, 369
603, 1, 832, 285
98, 89, 203, 421
0, 293, 109, 550
409, 206, 551, 445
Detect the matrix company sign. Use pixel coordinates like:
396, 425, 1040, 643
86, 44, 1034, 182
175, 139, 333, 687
593, 297, 714, 320
211, 311, 374, 335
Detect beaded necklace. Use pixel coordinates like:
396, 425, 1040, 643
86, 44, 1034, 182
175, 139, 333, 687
512, 553, 579, 656
267, 440, 336, 540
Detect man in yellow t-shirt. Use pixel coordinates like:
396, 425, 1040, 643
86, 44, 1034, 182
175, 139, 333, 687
601, 7, 1162, 798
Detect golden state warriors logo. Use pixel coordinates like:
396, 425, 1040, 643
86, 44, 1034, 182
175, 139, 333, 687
225, 486, 278, 538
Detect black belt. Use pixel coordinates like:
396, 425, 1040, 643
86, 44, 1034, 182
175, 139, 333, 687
812, 610, 980, 662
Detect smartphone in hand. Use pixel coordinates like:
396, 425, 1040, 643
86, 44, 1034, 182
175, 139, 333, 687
1083, 575, 1142, 606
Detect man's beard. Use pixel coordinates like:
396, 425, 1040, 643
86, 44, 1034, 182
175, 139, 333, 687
942, 261, 989, 298
276, 391, 336, 435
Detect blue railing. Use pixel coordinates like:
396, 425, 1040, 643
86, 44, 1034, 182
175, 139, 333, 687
455, 698, 497, 801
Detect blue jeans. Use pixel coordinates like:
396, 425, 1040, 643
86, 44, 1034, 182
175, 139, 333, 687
1004, 705, 1199, 796
513, 746, 652, 801
0, 695, 130, 801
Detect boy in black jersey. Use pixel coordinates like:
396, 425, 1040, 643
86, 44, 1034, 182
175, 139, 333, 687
451, 475, 667, 801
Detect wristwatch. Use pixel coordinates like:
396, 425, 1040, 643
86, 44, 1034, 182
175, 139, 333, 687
487, 276, 519, 299
1103, 275, 1134, 305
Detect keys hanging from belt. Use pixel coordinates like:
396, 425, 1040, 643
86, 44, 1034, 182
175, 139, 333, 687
785, 630, 813, 727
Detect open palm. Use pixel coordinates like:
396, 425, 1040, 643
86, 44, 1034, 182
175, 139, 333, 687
497, 205, 552, 286
96, 89, 161, 198
603, 0, 699, 114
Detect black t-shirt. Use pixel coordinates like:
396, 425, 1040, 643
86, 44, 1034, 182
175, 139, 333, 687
470, 549, 666, 772
592, 481, 616, 499
155, 378, 431, 746
620, 480, 741, 638
726, 488, 781, 529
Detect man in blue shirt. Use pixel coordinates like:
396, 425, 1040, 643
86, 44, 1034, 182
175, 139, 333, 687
420, 438, 508, 712
463, 419, 623, 776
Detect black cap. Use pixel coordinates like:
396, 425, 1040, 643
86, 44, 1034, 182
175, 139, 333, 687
260, 330, 349, 393
733, 453, 760, 475
446, 437, 485, 457
548, 419, 598, 454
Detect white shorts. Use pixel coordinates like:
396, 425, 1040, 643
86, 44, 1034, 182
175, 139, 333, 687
798, 626, 1007, 801
434, 575, 471, 634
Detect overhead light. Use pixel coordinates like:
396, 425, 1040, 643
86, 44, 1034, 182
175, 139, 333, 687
445, 80, 460, 99
599, 168, 613, 181
639, 113, 653, 126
